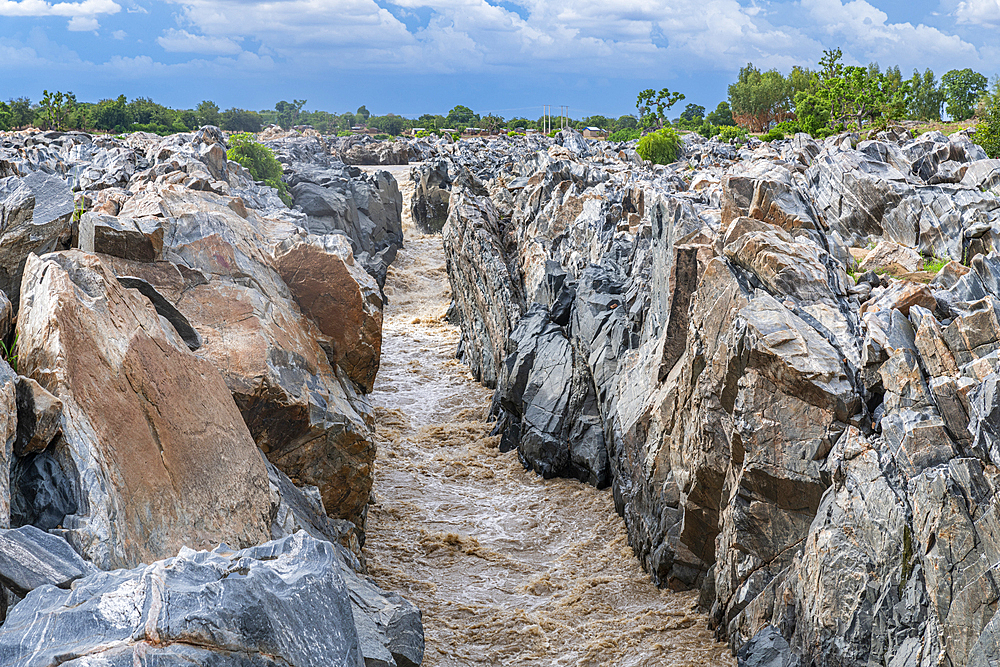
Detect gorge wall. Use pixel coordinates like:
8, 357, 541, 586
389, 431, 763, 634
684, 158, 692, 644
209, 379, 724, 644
428, 127, 1000, 666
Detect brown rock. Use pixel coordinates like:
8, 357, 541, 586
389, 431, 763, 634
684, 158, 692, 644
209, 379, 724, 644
857, 240, 922, 274
99, 187, 376, 528
16, 250, 272, 569
274, 233, 383, 393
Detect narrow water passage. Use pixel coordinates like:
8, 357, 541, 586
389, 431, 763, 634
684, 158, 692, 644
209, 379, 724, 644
365, 167, 733, 667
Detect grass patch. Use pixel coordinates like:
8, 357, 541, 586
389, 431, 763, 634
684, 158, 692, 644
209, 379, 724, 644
922, 257, 949, 274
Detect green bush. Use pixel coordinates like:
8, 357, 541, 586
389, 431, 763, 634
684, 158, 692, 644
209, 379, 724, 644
374, 133, 390, 140
608, 128, 641, 142
506, 130, 525, 137
761, 128, 785, 142
636, 127, 682, 165
227, 132, 292, 206
697, 121, 719, 138
337, 130, 354, 137
717, 125, 749, 144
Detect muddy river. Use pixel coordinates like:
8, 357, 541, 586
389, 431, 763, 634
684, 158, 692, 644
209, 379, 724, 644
364, 166, 733, 667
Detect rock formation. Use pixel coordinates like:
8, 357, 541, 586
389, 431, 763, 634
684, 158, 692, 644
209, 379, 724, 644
0, 126, 422, 665
435, 126, 1000, 665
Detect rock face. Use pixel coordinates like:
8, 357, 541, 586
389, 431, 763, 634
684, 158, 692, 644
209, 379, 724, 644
0, 532, 366, 667
410, 159, 452, 233
274, 232, 383, 393
0, 525, 90, 597
15, 250, 272, 569
436, 126, 1000, 664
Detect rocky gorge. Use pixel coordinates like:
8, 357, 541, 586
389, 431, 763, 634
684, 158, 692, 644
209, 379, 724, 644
0, 119, 997, 666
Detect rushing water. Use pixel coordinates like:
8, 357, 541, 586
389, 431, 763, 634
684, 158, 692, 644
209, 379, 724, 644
364, 166, 733, 667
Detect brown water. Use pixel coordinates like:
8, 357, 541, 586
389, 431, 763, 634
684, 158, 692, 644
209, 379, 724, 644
364, 166, 733, 667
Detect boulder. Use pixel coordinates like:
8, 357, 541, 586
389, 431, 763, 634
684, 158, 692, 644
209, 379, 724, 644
410, 159, 452, 233
0, 525, 90, 597
0, 533, 366, 667
78, 212, 164, 262
15, 250, 272, 569
274, 233, 383, 393
0, 172, 74, 310
99, 188, 376, 529
857, 240, 922, 274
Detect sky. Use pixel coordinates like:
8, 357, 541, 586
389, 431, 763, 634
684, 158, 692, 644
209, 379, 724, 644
0, 0, 998, 119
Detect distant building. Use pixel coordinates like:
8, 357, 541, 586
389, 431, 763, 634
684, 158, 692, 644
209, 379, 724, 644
582, 127, 608, 138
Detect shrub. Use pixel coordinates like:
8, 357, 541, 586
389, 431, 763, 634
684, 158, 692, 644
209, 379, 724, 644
337, 130, 354, 137
761, 128, 785, 142
636, 127, 682, 165
717, 125, 749, 144
227, 133, 292, 206
608, 128, 641, 142
374, 133, 390, 140
697, 121, 719, 139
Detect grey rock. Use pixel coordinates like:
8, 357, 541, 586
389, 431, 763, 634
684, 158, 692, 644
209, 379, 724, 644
14, 376, 62, 457
0, 533, 366, 667
0, 525, 89, 597
410, 159, 452, 233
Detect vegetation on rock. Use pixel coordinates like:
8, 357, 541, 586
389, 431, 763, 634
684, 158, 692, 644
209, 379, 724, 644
636, 126, 681, 164
226, 133, 292, 206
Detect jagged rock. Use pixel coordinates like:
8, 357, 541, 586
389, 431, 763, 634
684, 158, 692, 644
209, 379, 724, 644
0, 525, 90, 597
267, 462, 425, 667
15, 250, 272, 569
274, 232, 383, 392
78, 212, 163, 262
721, 162, 819, 233
0, 172, 74, 310
443, 190, 524, 388
99, 188, 376, 529
495, 304, 608, 486
410, 159, 452, 233
857, 240, 922, 274
0, 533, 366, 666
0, 361, 15, 528
14, 377, 61, 457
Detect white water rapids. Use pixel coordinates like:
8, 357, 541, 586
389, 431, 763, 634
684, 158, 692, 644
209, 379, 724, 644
364, 165, 733, 667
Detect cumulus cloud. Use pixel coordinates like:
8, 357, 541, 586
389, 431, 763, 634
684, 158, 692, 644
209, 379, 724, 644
111, 28, 125, 38
66, 13, 97, 28
157, 28, 241, 54
954, 0, 1000, 26
147, 0, 985, 78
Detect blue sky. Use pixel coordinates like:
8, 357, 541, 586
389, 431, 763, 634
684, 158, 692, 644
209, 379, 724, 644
1, 0, 998, 119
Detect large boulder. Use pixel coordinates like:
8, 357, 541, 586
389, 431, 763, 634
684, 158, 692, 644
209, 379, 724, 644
0, 533, 366, 666
274, 232, 383, 393
99, 187, 376, 529
410, 159, 452, 233
15, 250, 272, 569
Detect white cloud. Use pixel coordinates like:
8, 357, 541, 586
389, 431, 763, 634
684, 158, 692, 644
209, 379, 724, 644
157, 28, 241, 55
955, 0, 1000, 26
0, 0, 119, 17
66, 13, 97, 29
112, 28, 125, 38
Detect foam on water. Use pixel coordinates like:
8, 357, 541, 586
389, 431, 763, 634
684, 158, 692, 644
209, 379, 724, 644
364, 166, 733, 667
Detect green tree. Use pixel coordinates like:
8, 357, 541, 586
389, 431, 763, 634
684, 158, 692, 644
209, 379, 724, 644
221, 108, 263, 132
128, 97, 173, 126
178, 110, 199, 130
615, 115, 638, 130
7, 97, 34, 128
976, 80, 1000, 158
446, 105, 478, 127
728, 63, 792, 132
481, 114, 505, 134
636, 88, 685, 129
679, 104, 705, 123
705, 101, 734, 127
907, 69, 944, 120
0, 101, 11, 131
356, 105, 371, 121
942, 68, 989, 120
275, 99, 307, 129
196, 100, 221, 127
636, 126, 682, 164
92, 95, 132, 132
370, 114, 405, 136
38, 90, 75, 130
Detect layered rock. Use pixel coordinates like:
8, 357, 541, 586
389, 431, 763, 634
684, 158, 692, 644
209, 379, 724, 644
436, 124, 1000, 665
15, 250, 272, 569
